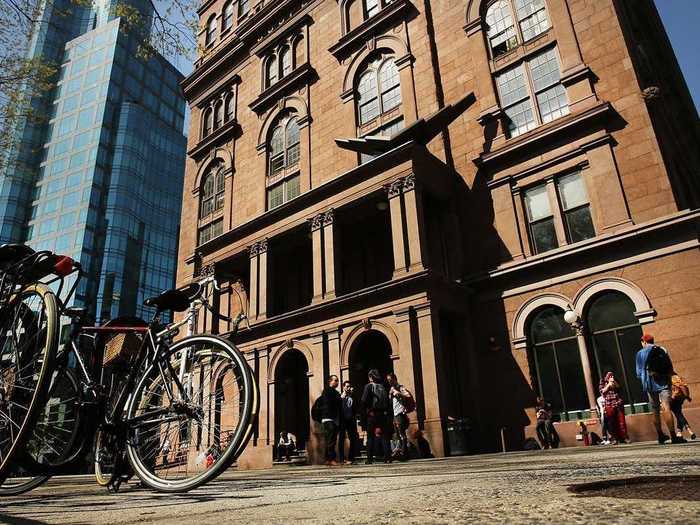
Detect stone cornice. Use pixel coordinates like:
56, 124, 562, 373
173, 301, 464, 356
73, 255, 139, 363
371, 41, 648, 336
248, 62, 316, 114
474, 102, 614, 169
235, 0, 303, 45
187, 118, 241, 160
328, 0, 413, 60
251, 13, 312, 57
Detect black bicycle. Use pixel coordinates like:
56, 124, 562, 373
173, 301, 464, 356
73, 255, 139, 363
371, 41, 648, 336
0, 256, 258, 494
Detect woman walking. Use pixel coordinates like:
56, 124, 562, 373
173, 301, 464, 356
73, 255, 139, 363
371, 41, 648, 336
599, 372, 628, 444
671, 373, 695, 440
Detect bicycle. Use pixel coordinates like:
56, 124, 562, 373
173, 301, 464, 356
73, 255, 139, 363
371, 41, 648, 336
1, 258, 258, 494
0, 245, 75, 490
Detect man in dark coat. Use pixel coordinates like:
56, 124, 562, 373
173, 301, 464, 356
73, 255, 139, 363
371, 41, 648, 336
320, 374, 342, 466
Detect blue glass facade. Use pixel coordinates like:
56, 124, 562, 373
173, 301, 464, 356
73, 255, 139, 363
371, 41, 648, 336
0, 2, 186, 321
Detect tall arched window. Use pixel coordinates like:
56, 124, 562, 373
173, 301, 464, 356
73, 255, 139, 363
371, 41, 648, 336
529, 306, 588, 420
205, 15, 217, 47
356, 55, 402, 126
485, 0, 549, 58
586, 292, 645, 410
202, 108, 213, 137
280, 46, 292, 78
293, 36, 305, 67
214, 100, 224, 130
198, 163, 225, 245
224, 94, 234, 121
223, 1, 234, 31
266, 55, 279, 87
267, 114, 302, 210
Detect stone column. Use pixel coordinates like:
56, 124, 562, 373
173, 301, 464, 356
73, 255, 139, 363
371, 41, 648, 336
257, 239, 268, 320
386, 178, 408, 276
307, 335, 326, 465
394, 307, 419, 427
414, 303, 445, 457
328, 329, 341, 381
511, 187, 532, 258
402, 174, 428, 272
257, 348, 270, 447
574, 324, 599, 414
248, 242, 260, 320
310, 213, 324, 303
322, 209, 337, 300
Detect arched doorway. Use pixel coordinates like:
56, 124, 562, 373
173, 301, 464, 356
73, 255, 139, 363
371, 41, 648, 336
274, 349, 310, 450
348, 330, 394, 392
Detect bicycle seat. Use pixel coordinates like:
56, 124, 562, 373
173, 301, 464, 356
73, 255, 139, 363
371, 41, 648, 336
0, 244, 35, 267
144, 283, 202, 312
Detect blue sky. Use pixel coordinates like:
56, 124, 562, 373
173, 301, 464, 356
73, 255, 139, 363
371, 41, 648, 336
655, 0, 700, 111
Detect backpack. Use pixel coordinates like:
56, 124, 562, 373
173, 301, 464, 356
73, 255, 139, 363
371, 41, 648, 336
671, 375, 691, 401
311, 396, 324, 423
646, 345, 673, 378
370, 383, 389, 411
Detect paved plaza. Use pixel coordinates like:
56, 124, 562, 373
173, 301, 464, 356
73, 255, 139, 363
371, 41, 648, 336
1, 442, 698, 524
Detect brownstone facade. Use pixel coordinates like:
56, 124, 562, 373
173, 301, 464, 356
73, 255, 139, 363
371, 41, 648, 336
178, 0, 700, 468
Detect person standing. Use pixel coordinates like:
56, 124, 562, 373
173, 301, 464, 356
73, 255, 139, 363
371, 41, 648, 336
670, 373, 696, 440
387, 373, 413, 460
320, 375, 342, 466
338, 381, 360, 464
598, 372, 628, 444
361, 369, 392, 464
535, 397, 560, 449
635, 334, 685, 444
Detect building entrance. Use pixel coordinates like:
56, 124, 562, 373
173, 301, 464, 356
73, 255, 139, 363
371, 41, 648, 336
274, 349, 310, 450
348, 330, 394, 392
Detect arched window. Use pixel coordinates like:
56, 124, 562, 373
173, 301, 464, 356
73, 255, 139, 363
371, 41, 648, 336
364, 0, 380, 18
356, 55, 402, 126
214, 100, 224, 129
293, 36, 305, 67
202, 108, 213, 137
280, 46, 292, 78
528, 306, 588, 419
266, 55, 279, 87
223, 1, 234, 31
267, 114, 302, 210
485, 0, 549, 58
224, 94, 234, 122
238, 0, 249, 18
586, 292, 645, 410
200, 164, 225, 219
286, 118, 300, 166
205, 15, 217, 47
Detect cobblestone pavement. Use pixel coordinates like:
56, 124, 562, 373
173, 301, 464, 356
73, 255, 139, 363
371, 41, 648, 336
1, 442, 699, 525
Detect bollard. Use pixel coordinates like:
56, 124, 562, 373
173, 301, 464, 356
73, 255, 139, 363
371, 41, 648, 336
500, 427, 507, 453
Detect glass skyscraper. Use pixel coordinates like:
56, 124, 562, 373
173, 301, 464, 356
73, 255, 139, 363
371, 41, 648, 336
0, 0, 186, 321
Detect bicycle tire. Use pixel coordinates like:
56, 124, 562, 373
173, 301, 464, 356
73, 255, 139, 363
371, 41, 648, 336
0, 284, 59, 483
0, 473, 50, 496
126, 335, 257, 492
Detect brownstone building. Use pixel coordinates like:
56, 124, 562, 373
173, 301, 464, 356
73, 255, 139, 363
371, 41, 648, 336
177, 0, 700, 468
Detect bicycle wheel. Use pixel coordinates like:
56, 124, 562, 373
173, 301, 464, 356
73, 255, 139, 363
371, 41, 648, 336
0, 471, 50, 496
126, 335, 257, 492
0, 284, 59, 483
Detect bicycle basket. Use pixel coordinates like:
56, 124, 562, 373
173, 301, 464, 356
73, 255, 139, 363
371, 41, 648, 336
103, 332, 142, 367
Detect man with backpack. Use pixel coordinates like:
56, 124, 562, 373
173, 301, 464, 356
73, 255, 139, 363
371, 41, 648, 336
387, 373, 415, 460
636, 334, 685, 444
361, 369, 392, 464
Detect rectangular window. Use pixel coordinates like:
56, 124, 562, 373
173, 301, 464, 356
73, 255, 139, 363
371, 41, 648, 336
495, 46, 569, 138
524, 184, 558, 254
198, 219, 223, 245
556, 172, 595, 243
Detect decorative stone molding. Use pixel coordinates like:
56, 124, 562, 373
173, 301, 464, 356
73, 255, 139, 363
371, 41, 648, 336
572, 277, 655, 324
384, 178, 404, 199
248, 238, 268, 258
309, 212, 324, 231
194, 263, 216, 279
249, 62, 317, 114
322, 208, 335, 226
511, 293, 573, 349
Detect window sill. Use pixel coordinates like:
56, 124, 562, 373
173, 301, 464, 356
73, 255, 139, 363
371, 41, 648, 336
249, 62, 316, 114
267, 166, 300, 188
328, 0, 413, 60
188, 118, 241, 160
474, 101, 614, 169
358, 108, 402, 135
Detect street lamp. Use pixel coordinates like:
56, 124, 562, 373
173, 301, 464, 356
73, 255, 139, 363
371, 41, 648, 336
563, 308, 582, 334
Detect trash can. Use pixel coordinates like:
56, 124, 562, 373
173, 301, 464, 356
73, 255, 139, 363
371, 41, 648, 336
446, 418, 471, 456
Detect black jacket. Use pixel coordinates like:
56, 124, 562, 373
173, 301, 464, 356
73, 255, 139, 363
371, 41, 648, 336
320, 386, 341, 421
